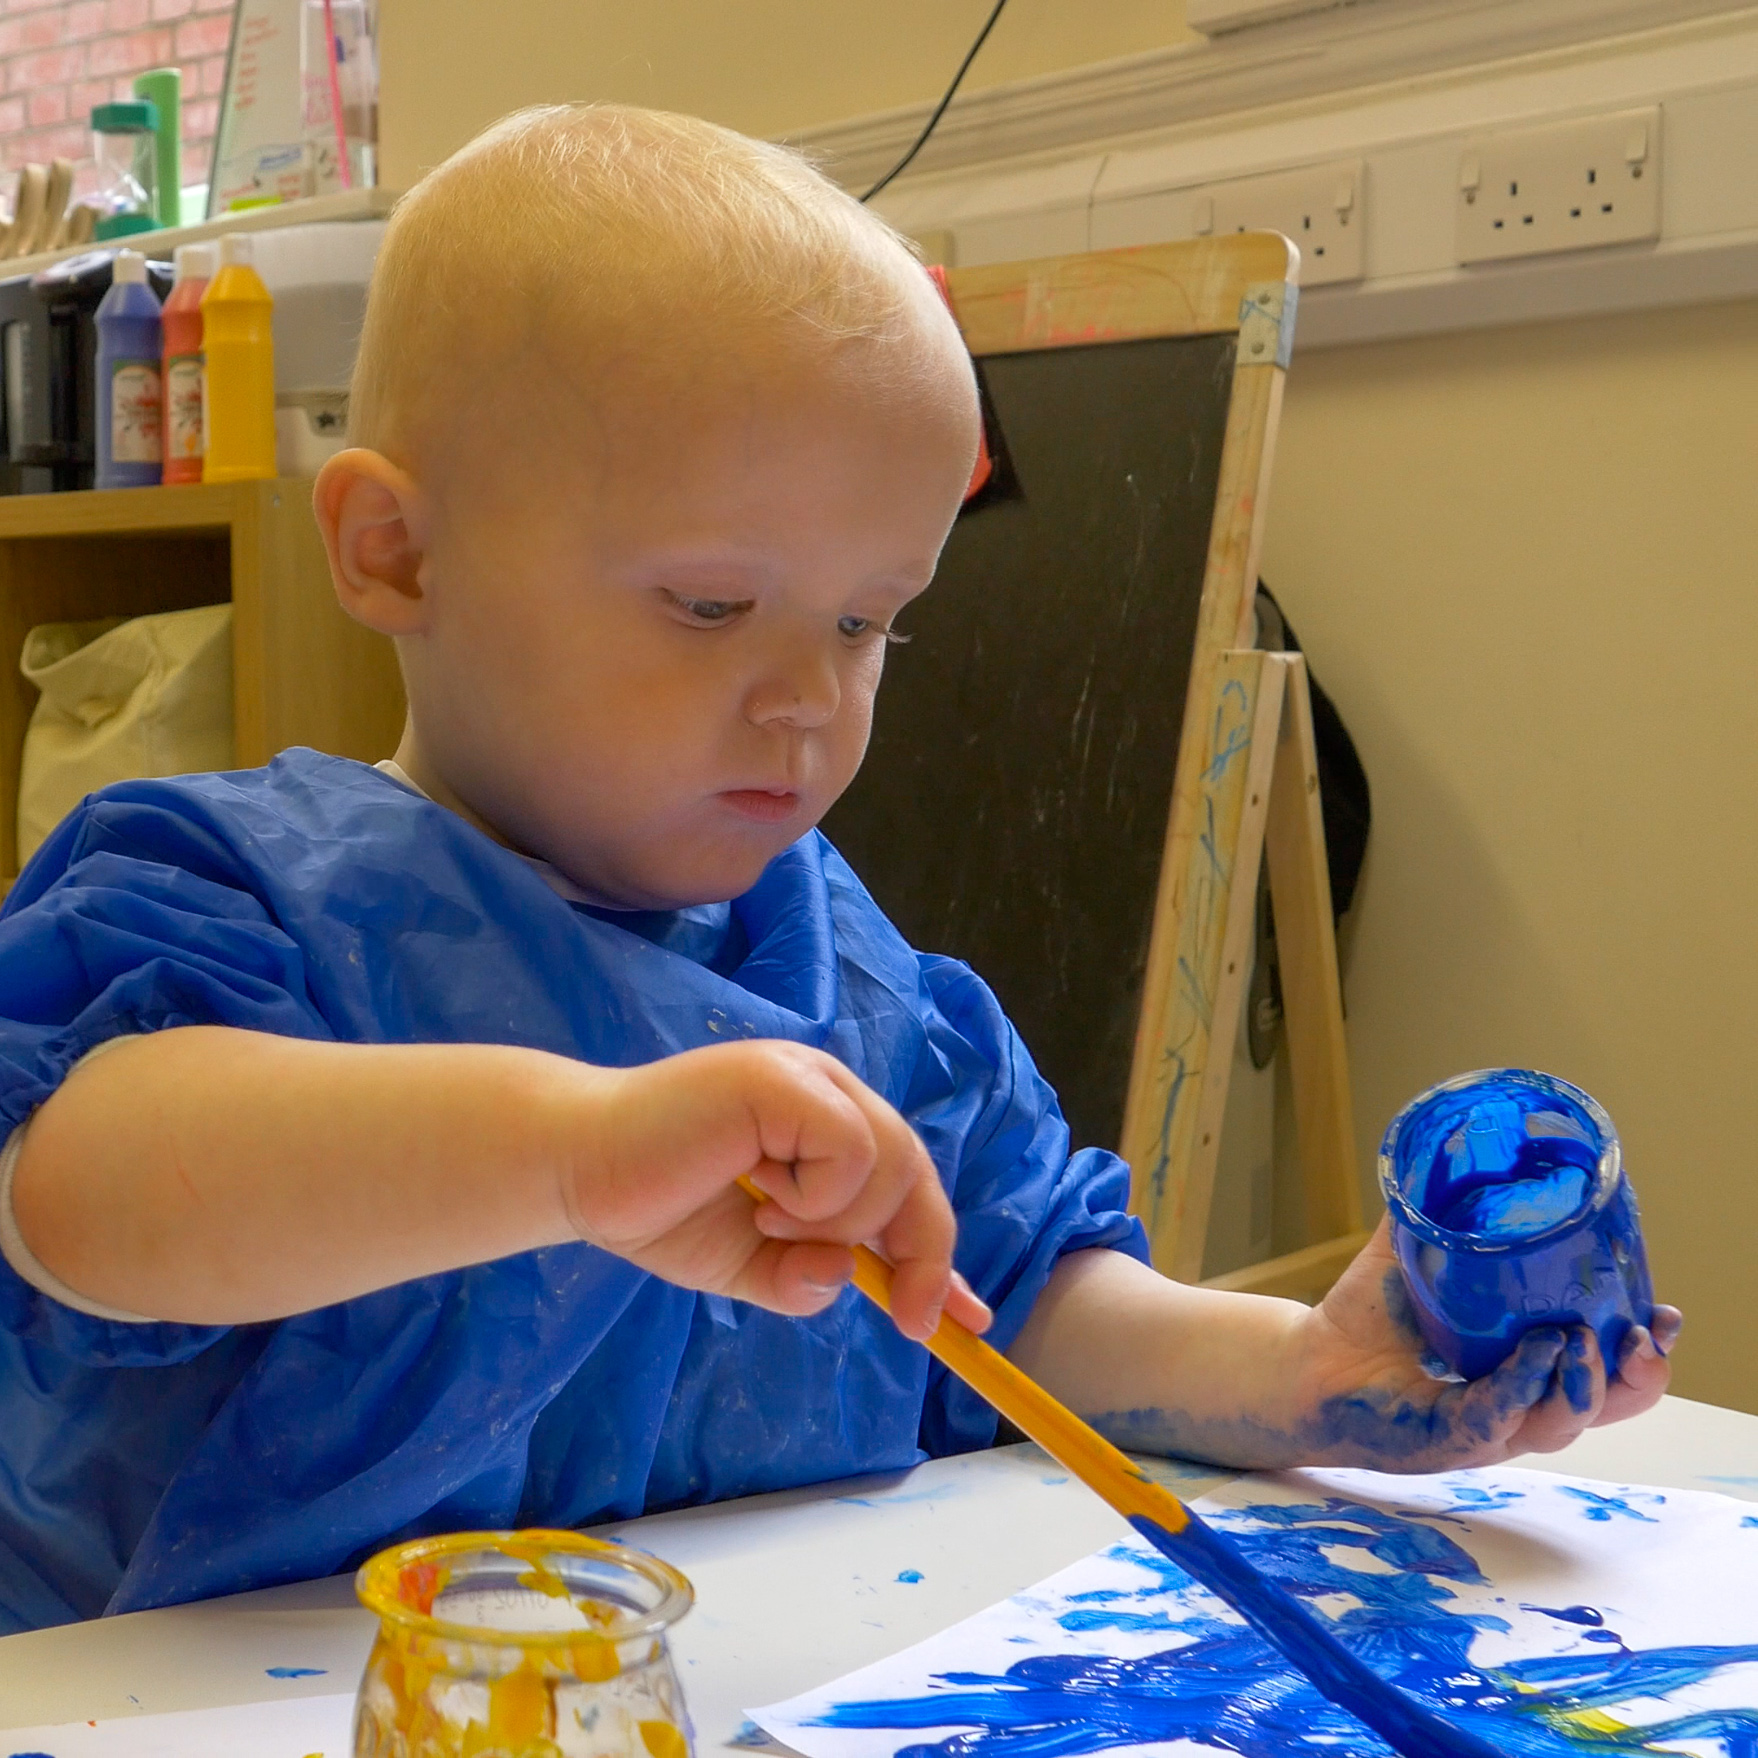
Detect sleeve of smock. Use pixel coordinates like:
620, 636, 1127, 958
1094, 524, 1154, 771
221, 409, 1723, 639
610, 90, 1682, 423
0, 792, 332, 1367
909, 953, 1151, 1457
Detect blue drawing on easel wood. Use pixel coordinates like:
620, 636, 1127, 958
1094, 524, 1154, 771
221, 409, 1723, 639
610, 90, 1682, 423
806, 1495, 1758, 1758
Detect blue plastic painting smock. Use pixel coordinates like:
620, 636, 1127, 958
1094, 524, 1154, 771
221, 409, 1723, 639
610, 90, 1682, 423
0, 750, 1147, 1632
1379, 1068, 1654, 1382
93, 248, 163, 488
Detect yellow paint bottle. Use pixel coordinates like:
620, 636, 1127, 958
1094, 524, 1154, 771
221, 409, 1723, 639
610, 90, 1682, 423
200, 234, 277, 482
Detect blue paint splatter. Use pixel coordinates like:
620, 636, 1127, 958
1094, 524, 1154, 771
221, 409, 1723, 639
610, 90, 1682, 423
897, 1569, 925, 1584
1523, 1605, 1605, 1626
1558, 1486, 1660, 1524
1741, 1516, 1758, 1530
1438, 1484, 1527, 1515
728, 1719, 774, 1749
1704, 1476, 1758, 1488
9, 1751, 57, 1758
808, 1493, 1758, 1758
265, 1665, 326, 1678
836, 1485, 947, 1508
1041, 1476, 1070, 1487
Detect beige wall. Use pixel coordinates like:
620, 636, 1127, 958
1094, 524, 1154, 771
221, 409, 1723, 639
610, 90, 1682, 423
1262, 300, 1758, 1413
377, 0, 1195, 188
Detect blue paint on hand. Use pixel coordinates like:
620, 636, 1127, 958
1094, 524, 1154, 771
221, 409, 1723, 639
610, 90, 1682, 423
809, 1492, 1758, 1758
897, 1569, 925, 1584
265, 1664, 326, 1678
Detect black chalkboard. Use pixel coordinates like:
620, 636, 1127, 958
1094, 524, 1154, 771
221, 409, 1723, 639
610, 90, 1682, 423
823, 331, 1239, 1153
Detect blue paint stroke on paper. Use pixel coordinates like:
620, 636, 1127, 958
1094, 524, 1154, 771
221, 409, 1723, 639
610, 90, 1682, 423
1558, 1486, 1661, 1524
897, 1570, 925, 1584
265, 1664, 326, 1678
1741, 1517, 1758, 1530
808, 1495, 1758, 1758
1524, 1605, 1606, 1627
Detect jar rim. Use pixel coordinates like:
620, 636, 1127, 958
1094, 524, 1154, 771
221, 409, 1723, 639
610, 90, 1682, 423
354, 1528, 694, 1648
1377, 1067, 1622, 1255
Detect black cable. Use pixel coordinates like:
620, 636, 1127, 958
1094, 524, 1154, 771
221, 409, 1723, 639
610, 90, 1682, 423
860, 0, 1010, 203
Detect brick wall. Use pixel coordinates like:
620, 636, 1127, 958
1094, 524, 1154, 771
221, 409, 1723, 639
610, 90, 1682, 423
1, 0, 235, 199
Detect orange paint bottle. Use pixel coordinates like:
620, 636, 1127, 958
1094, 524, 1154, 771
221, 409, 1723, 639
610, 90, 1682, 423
161, 242, 216, 486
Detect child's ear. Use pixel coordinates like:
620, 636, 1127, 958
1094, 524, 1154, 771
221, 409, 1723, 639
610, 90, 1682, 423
312, 450, 432, 636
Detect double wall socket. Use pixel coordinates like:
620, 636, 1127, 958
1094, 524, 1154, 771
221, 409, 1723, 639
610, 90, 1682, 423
1197, 157, 1366, 286
1457, 106, 1662, 265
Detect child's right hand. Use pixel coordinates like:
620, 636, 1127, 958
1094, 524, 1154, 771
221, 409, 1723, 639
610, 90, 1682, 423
560, 1040, 991, 1343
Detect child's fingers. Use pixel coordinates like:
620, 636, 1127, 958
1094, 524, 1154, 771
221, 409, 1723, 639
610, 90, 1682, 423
751, 1064, 947, 1253
945, 1269, 994, 1334
1597, 1322, 1672, 1425
732, 1237, 858, 1317
1442, 1326, 1567, 1459
742, 1050, 881, 1222
1514, 1327, 1609, 1454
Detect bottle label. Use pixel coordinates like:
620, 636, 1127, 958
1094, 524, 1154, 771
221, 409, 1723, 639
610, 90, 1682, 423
166, 354, 205, 461
111, 360, 163, 465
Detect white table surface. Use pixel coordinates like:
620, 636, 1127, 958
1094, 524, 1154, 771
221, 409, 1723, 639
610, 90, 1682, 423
1, 1394, 1753, 1744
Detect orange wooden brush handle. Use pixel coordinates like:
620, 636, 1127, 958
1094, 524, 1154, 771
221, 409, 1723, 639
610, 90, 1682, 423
735, 1173, 1188, 1536
848, 1241, 1190, 1536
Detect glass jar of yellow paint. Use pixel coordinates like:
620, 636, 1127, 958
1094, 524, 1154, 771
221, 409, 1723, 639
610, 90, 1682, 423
353, 1528, 695, 1758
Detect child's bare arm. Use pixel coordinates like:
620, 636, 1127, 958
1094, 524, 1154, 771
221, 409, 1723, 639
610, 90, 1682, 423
1007, 1230, 1678, 1472
9, 1028, 988, 1341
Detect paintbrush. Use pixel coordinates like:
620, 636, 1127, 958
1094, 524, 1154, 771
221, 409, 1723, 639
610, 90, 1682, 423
743, 1182, 1500, 1758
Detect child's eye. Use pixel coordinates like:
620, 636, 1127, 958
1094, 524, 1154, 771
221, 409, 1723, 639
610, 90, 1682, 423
667, 593, 751, 626
838, 615, 912, 646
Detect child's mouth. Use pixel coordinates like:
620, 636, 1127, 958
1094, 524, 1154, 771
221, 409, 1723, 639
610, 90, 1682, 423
719, 788, 801, 824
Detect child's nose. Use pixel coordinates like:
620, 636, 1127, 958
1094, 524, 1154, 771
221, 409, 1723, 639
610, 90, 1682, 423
744, 643, 841, 730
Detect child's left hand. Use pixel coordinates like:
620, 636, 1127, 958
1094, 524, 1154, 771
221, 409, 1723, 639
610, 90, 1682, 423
1289, 1217, 1681, 1471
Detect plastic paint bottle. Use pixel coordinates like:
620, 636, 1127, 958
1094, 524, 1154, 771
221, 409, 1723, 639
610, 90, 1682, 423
161, 241, 215, 485
94, 248, 164, 489
201, 234, 278, 483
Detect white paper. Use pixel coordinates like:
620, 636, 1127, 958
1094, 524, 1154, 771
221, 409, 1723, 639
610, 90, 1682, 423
753, 1465, 1758, 1758
1, 1690, 354, 1757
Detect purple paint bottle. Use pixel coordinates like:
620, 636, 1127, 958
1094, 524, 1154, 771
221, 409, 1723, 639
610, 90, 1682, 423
95, 248, 164, 489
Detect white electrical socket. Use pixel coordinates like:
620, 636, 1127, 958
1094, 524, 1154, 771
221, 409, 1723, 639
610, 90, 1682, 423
1456, 106, 1662, 266
1200, 158, 1366, 287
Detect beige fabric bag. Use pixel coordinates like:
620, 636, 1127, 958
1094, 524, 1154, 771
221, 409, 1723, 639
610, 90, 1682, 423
16, 603, 234, 867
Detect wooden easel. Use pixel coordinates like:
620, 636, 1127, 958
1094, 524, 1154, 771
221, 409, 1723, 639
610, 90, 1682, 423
945, 235, 1371, 1299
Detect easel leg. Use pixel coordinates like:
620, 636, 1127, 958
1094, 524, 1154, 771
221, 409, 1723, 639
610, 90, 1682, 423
1264, 654, 1364, 1246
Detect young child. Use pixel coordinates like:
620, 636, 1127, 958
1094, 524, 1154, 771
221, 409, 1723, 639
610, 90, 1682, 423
0, 106, 1676, 1635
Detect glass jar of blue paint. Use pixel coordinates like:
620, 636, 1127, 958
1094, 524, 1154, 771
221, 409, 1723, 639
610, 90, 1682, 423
1378, 1068, 1654, 1382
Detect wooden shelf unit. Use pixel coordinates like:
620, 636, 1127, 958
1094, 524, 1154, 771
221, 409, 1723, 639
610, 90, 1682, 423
0, 479, 405, 881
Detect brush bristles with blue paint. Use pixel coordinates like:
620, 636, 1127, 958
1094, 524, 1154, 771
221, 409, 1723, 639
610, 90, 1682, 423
745, 1175, 1502, 1758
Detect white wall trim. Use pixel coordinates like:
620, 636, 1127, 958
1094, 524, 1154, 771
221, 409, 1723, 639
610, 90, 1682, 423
787, 0, 1754, 193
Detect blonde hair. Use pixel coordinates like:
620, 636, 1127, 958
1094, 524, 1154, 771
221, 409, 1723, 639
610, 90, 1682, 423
350, 104, 934, 458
